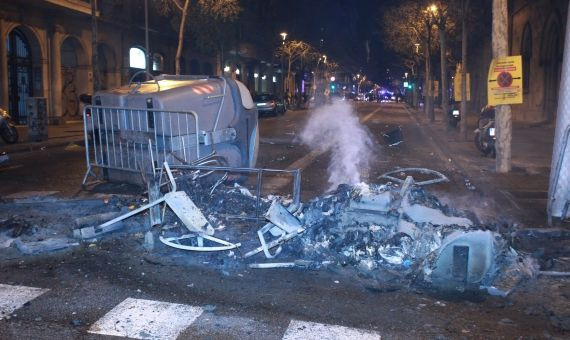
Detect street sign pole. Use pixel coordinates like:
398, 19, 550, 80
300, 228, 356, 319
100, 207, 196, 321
492, 0, 512, 173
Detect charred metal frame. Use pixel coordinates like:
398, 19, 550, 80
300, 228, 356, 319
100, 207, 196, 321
165, 164, 302, 220
380, 168, 449, 186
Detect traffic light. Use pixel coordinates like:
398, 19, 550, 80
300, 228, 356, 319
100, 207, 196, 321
330, 83, 336, 91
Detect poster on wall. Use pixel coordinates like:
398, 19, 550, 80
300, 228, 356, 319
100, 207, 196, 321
487, 56, 523, 105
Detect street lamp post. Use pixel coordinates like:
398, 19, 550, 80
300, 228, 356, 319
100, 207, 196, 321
423, 5, 437, 122
280, 32, 287, 96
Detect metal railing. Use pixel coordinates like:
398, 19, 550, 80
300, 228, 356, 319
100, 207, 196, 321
82, 105, 201, 184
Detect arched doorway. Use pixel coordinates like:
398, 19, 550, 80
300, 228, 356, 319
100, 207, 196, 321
61, 36, 88, 118
97, 43, 116, 90
542, 14, 562, 122
7, 27, 41, 124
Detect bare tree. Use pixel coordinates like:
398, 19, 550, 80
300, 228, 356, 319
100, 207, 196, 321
382, 1, 438, 120
155, 0, 240, 75
492, 0, 512, 172
188, 0, 240, 73
275, 40, 314, 95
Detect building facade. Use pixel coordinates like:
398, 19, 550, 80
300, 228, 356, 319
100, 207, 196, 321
510, 0, 569, 123
0, 0, 219, 125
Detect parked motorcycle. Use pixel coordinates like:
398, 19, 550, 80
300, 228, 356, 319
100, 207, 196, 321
474, 105, 496, 157
0, 108, 18, 144
448, 102, 461, 128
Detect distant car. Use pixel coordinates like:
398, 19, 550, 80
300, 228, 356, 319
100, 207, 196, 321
344, 92, 357, 101
253, 93, 286, 116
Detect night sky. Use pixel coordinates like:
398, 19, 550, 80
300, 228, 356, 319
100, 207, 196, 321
266, 0, 400, 82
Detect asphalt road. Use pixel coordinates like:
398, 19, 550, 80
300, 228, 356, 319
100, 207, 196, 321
0, 102, 566, 339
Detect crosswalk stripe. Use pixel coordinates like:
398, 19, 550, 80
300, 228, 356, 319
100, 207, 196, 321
282, 320, 381, 340
0, 282, 385, 339
0, 283, 49, 320
87, 297, 203, 340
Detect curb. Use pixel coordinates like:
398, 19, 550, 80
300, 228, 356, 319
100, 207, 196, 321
1, 136, 85, 155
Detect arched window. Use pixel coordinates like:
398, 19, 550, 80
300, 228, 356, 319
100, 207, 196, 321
521, 23, 532, 93
152, 53, 164, 72
129, 47, 146, 69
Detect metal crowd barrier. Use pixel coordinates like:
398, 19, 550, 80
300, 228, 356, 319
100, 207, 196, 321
82, 105, 200, 185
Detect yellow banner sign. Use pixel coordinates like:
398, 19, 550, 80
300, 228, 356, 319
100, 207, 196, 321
454, 63, 471, 101
487, 56, 523, 105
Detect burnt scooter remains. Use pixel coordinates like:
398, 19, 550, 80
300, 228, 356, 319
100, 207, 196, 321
0, 107, 19, 144
474, 105, 496, 157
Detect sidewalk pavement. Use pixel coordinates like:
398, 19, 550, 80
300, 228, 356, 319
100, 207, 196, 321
0, 121, 85, 154
406, 104, 556, 227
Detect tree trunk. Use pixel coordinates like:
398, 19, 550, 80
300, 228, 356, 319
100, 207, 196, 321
492, 0, 512, 173
218, 43, 224, 76
145, 0, 150, 77
175, 0, 190, 75
91, 0, 100, 92
426, 27, 435, 122
424, 46, 430, 117
440, 27, 449, 128
287, 57, 292, 96
460, 0, 470, 140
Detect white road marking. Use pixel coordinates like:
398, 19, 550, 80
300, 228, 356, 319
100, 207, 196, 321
88, 297, 203, 340
0, 283, 49, 319
283, 320, 381, 340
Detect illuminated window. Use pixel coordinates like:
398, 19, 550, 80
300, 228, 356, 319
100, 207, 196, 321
129, 47, 146, 69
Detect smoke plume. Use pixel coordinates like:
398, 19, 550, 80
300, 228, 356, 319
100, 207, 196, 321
300, 100, 374, 190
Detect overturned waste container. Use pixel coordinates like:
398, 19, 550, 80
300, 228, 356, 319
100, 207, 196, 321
82, 75, 259, 185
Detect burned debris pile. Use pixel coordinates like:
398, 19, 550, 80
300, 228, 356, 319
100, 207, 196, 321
284, 181, 536, 295
0, 166, 542, 296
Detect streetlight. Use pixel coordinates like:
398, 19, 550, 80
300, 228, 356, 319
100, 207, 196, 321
429, 4, 438, 13
322, 55, 327, 64
280, 32, 287, 44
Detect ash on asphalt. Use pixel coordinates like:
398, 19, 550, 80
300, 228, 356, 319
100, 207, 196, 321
0, 174, 535, 297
